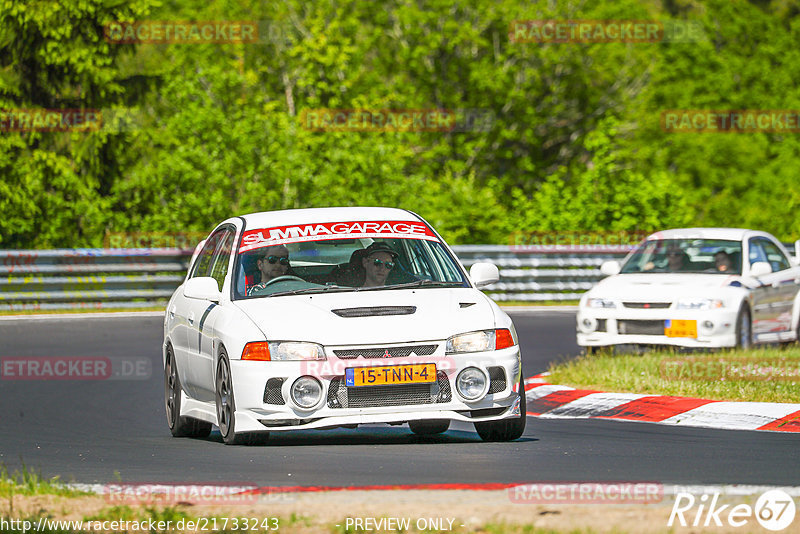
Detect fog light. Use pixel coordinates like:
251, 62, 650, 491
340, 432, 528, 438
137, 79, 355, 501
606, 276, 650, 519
579, 317, 597, 333
456, 367, 488, 401
290, 376, 323, 409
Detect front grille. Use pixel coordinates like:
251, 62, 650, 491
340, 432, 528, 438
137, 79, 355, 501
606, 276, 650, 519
332, 306, 417, 318
597, 319, 607, 332
487, 366, 506, 394
617, 320, 664, 335
623, 302, 672, 309
333, 344, 438, 359
263, 378, 285, 405
327, 371, 451, 409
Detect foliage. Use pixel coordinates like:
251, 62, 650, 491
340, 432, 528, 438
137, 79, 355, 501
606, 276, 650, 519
2, 0, 800, 246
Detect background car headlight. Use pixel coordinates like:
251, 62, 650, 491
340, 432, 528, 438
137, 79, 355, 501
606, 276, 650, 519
586, 298, 616, 309
676, 298, 724, 310
456, 367, 488, 401
269, 342, 325, 361
446, 329, 516, 354
290, 376, 323, 408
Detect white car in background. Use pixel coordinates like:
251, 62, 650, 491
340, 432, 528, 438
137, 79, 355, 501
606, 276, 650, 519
163, 207, 526, 444
577, 228, 800, 350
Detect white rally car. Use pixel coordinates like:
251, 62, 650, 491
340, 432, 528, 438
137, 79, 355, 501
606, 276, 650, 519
163, 207, 525, 444
577, 228, 800, 350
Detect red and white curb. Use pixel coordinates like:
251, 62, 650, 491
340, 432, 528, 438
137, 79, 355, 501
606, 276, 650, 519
524, 374, 800, 433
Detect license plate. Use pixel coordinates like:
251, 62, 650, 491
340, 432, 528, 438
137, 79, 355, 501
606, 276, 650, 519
345, 363, 436, 387
664, 319, 697, 338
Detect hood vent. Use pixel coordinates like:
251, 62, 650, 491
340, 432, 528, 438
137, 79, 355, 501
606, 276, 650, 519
332, 306, 417, 318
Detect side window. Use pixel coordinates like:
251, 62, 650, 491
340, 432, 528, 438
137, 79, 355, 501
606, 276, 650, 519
209, 230, 235, 291
190, 231, 223, 278
759, 239, 791, 272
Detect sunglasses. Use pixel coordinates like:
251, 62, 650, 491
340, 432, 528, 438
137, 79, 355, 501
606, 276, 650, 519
262, 255, 289, 266
372, 259, 395, 270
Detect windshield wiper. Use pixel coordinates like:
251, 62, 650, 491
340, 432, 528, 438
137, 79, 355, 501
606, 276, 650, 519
356, 280, 464, 291
267, 285, 353, 297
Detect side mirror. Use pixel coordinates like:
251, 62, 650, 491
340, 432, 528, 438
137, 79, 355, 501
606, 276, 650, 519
749, 262, 772, 278
184, 277, 221, 301
600, 260, 621, 276
470, 262, 499, 289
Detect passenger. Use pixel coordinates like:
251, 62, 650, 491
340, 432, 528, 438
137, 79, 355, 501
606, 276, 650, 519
714, 250, 733, 272
666, 246, 687, 272
361, 242, 399, 288
247, 244, 290, 295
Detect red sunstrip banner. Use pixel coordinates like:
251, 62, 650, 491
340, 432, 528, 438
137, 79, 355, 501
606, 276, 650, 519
239, 220, 438, 252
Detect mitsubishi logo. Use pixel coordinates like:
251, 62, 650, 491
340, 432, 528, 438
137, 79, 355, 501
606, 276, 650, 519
382, 349, 391, 358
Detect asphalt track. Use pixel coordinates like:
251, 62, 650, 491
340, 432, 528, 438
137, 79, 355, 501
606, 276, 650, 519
0, 311, 798, 487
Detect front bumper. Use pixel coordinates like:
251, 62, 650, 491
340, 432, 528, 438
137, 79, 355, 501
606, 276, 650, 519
576, 307, 740, 348
228, 345, 522, 432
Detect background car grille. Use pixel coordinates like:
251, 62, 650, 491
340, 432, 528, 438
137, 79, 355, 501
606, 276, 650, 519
331, 306, 417, 317
327, 371, 451, 408
333, 344, 438, 359
622, 302, 672, 309
263, 378, 285, 405
487, 366, 506, 394
617, 319, 665, 335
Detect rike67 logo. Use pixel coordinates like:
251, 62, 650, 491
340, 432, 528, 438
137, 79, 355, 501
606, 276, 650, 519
669, 489, 796, 531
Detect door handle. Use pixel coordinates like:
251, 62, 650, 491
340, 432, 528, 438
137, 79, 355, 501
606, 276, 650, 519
169, 305, 176, 320
188, 312, 195, 326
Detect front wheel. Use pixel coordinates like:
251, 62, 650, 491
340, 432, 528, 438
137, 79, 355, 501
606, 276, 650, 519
165, 346, 211, 438
474, 369, 527, 442
215, 350, 269, 445
735, 305, 752, 349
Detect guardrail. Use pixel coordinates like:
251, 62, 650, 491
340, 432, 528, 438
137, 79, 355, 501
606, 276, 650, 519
0, 246, 632, 311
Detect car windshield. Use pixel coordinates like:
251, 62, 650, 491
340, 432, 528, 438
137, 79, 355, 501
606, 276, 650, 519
233, 221, 468, 298
620, 238, 743, 275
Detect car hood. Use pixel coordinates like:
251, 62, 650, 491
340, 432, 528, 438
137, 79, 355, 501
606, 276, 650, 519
233, 288, 496, 345
589, 273, 740, 301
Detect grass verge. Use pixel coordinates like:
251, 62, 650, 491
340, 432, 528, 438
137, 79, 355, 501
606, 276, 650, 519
547, 346, 800, 403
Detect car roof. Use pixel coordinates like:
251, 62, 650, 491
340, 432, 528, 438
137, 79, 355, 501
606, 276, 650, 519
645, 228, 768, 241
236, 207, 422, 229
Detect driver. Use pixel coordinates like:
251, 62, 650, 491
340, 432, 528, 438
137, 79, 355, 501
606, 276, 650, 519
361, 242, 399, 288
247, 245, 290, 295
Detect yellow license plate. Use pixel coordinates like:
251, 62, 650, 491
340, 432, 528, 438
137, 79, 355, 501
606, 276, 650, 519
664, 319, 697, 338
345, 363, 436, 387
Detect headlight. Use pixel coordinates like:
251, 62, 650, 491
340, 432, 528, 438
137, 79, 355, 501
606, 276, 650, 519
242, 341, 325, 361
290, 376, 323, 409
586, 298, 616, 309
271, 342, 325, 361
675, 298, 724, 310
446, 329, 516, 354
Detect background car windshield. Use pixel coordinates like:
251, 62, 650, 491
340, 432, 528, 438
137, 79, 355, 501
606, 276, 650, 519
234, 237, 467, 298
620, 239, 743, 274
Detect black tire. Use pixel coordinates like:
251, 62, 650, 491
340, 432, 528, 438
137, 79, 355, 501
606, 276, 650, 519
165, 346, 212, 438
735, 305, 752, 349
474, 369, 527, 442
215, 350, 269, 445
408, 419, 450, 435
